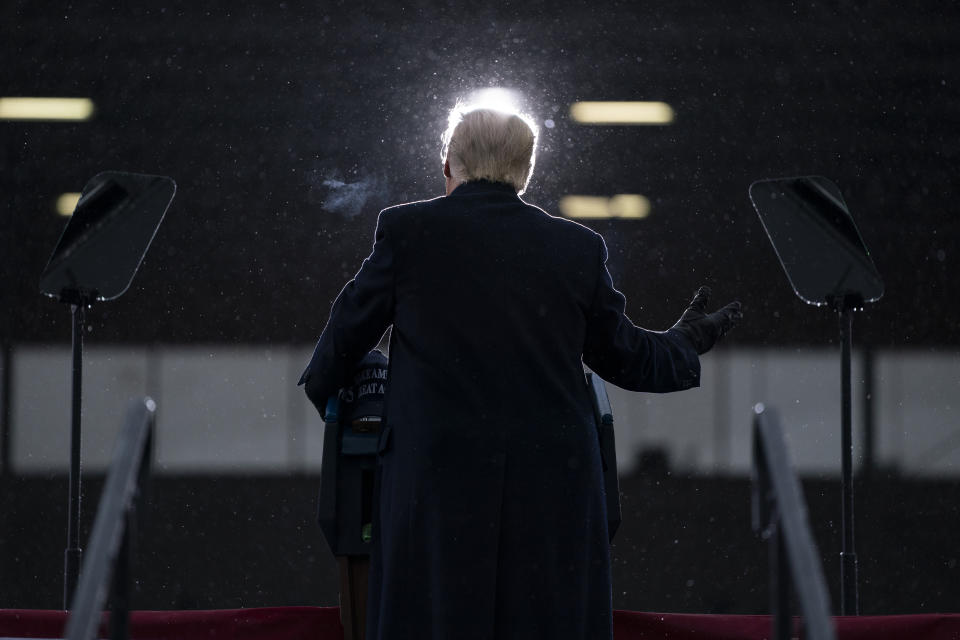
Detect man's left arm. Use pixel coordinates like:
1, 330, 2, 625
299, 210, 396, 411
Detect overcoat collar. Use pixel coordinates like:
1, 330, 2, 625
449, 180, 519, 198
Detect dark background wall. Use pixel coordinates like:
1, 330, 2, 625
2, 472, 957, 614
2, 1, 958, 347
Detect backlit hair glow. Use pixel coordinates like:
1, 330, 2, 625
441, 102, 539, 194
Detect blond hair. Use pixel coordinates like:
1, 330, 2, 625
441, 104, 538, 194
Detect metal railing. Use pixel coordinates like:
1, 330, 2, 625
751, 404, 835, 640
64, 398, 156, 640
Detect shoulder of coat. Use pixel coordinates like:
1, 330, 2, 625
523, 201, 602, 243
381, 194, 445, 216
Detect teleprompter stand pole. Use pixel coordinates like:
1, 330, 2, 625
750, 175, 882, 617
64, 298, 90, 609
37, 171, 177, 610
834, 296, 859, 615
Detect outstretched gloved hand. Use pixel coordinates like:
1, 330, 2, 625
669, 286, 742, 355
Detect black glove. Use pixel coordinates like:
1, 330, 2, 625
669, 286, 742, 355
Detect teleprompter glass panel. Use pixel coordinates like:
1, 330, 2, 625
40, 171, 176, 302
749, 176, 883, 307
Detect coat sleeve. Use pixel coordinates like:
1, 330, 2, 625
583, 234, 701, 393
298, 210, 396, 409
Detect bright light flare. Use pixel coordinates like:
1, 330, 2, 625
0, 97, 95, 121
56, 193, 82, 216
559, 194, 651, 219
466, 87, 524, 114
570, 101, 674, 125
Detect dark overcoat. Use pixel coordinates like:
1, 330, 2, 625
300, 180, 700, 639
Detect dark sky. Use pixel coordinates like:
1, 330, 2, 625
2, 1, 957, 347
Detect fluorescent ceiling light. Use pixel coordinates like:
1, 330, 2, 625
559, 194, 650, 219
569, 101, 674, 125
56, 193, 82, 216
0, 97, 95, 121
